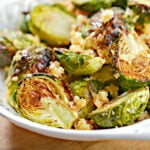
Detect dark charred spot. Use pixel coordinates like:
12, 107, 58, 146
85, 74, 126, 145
13, 47, 55, 76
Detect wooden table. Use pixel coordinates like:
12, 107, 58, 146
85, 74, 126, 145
0, 116, 149, 150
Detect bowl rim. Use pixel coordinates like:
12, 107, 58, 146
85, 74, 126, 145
1, 104, 150, 141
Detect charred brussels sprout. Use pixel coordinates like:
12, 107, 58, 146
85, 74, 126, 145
56, 51, 105, 75
0, 30, 41, 68
112, 31, 150, 90
72, 0, 116, 12
29, 4, 75, 46
91, 87, 149, 128
7, 47, 55, 108
7, 47, 54, 80
8, 74, 76, 129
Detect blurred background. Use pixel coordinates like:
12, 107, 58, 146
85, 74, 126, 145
0, 0, 53, 29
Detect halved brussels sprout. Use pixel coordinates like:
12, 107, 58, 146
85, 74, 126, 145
29, 4, 75, 46
91, 87, 149, 128
6, 47, 55, 108
112, 31, 150, 90
8, 74, 76, 129
7, 47, 54, 81
84, 15, 128, 64
0, 30, 41, 68
56, 50, 105, 75
72, 0, 116, 12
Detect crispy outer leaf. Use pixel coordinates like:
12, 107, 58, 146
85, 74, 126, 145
91, 87, 149, 128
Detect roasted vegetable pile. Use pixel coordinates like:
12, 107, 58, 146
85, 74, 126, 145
1, 0, 150, 130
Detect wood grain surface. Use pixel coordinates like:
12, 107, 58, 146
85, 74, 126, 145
0, 116, 150, 150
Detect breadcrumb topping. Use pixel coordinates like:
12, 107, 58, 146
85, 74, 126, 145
73, 96, 87, 111
74, 118, 93, 130
48, 61, 64, 78
92, 90, 109, 108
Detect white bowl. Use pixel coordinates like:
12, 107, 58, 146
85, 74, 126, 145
0, 0, 150, 141
1, 68, 150, 141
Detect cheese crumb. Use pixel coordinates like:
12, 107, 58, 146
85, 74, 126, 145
49, 61, 64, 78
101, 9, 114, 23
92, 90, 109, 108
74, 96, 87, 110
74, 118, 93, 130
13, 52, 22, 61
11, 76, 18, 81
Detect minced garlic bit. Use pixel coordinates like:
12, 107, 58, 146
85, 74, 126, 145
11, 76, 18, 81
74, 96, 87, 111
49, 61, 64, 78
113, 73, 120, 79
105, 84, 119, 98
92, 90, 109, 108
81, 49, 96, 56
69, 43, 83, 52
74, 118, 93, 130
26, 74, 32, 78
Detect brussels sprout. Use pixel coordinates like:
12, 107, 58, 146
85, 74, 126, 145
72, 0, 116, 12
70, 78, 104, 96
91, 87, 149, 128
112, 31, 150, 90
128, 0, 150, 23
70, 78, 90, 98
7, 47, 54, 81
56, 50, 105, 75
29, 4, 75, 46
91, 65, 116, 85
8, 74, 76, 129
6, 47, 55, 109
0, 30, 41, 68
